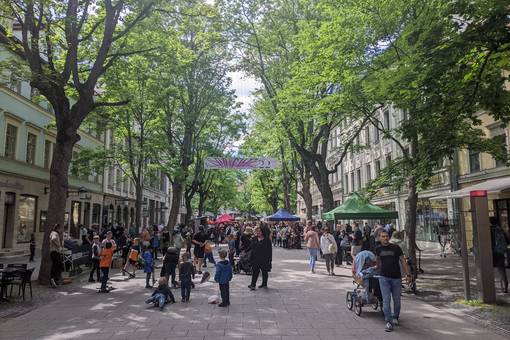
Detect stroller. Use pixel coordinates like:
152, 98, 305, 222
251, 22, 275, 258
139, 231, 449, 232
346, 250, 383, 317
236, 250, 252, 275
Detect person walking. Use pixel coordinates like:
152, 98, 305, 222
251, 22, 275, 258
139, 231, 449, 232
248, 226, 272, 290
89, 235, 101, 283
320, 227, 337, 275
49, 224, 63, 288
490, 216, 509, 293
375, 230, 412, 332
192, 226, 207, 274
29, 233, 36, 262
304, 224, 320, 273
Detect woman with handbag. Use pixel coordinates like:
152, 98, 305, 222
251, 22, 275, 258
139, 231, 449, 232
320, 226, 337, 275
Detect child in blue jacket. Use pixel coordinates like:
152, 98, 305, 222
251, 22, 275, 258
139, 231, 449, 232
214, 249, 233, 307
143, 246, 154, 288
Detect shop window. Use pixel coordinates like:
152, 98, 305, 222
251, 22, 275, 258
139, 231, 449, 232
468, 148, 480, 173
39, 210, 47, 232
17, 195, 37, 243
5, 124, 18, 159
44, 140, 53, 169
92, 204, 101, 224
26, 132, 37, 165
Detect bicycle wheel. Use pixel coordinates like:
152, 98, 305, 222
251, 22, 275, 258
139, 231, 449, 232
346, 292, 353, 310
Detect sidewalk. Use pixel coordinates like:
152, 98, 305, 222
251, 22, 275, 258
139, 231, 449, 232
416, 246, 510, 333
0, 247, 507, 340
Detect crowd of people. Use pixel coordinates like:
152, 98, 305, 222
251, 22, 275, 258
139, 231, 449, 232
52, 217, 503, 334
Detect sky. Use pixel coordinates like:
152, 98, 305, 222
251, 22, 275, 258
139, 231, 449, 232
227, 71, 259, 152
228, 70, 259, 113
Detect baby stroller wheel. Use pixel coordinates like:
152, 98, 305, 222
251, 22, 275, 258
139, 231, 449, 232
354, 298, 362, 316
346, 292, 354, 311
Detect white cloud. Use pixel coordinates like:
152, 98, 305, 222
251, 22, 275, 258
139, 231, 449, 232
228, 71, 259, 113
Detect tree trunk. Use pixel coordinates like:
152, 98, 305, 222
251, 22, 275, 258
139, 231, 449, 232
305, 156, 335, 212
301, 176, 313, 221
167, 181, 183, 230
198, 192, 206, 216
184, 192, 193, 226
39, 130, 78, 284
405, 175, 418, 264
135, 182, 143, 233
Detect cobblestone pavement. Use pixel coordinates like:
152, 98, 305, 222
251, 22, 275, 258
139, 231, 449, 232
1, 247, 507, 340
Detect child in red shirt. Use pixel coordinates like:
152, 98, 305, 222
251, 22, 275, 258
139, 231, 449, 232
99, 241, 114, 292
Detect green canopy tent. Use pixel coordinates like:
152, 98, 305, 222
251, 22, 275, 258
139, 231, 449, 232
323, 192, 398, 220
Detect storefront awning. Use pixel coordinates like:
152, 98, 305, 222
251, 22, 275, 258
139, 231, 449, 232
432, 177, 510, 199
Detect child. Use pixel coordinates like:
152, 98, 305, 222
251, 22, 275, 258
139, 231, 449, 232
179, 253, 193, 302
203, 240, 216, 268
123, 238, 140, 278
29, 233, 36, 262
99, 240, 114, 293
162, 247, 179, 287
214, 249, 233, 307
89, 235, 101, 283
227, 234, 236, 272
145, 277, 176, 310
143, 246, 154, 288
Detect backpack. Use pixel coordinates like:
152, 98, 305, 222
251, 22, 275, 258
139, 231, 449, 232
494, 227, 508, 254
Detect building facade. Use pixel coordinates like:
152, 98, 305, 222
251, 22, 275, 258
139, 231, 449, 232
0, 45, 171, 253
297, 105, 510, 246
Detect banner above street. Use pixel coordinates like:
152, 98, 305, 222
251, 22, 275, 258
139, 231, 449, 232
205, 157, 279, 170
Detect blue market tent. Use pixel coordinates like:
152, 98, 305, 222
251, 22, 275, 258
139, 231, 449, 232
267, 208, 300, 221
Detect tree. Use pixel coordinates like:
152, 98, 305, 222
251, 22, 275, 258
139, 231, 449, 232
151, 1, 238, 229
0, 0, 155, 283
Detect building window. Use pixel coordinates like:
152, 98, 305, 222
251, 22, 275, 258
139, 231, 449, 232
9, 74, 22, 94
350, 172, 355, 193
17, 195, 37, 243
92, 204, 101, 224
469, 148, 480, 173
344, 174, 349, 194
357, 169, 362, 190
108, 167, 114, 189
386, 154, 392, 168
130, 180, 135, 195
383, 109, 390, 130
116, 169, 122, 191
366, 164, 371, 182
494, 134, 507, 168
5, 124, 18, 159
44, 140, 52, 169
373, 125, 380, 143
26, 133, 37, 165
375, 160, 381, 175
365, 127, 370, 146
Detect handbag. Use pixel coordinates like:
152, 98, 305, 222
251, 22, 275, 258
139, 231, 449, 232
328, 235, 337, 253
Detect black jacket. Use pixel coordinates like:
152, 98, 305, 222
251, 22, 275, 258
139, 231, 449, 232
250, 237, 272, 271
152, 283, 175, 302
179, 261, 193, 282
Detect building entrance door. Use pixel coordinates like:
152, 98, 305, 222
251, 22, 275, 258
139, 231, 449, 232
2, 193, 16, 249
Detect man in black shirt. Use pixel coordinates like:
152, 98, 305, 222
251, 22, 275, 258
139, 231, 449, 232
375, 230, 411, 333
192, 226, 207, 274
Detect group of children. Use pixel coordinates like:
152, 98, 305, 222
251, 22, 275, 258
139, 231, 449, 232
91, 233, 233, 310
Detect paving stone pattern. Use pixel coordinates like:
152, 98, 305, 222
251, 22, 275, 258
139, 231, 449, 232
0, 247, 507, 340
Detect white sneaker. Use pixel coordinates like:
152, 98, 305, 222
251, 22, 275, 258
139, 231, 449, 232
393, 319, 399, 326
50, 278, 57, 288
385, 322, 393, 332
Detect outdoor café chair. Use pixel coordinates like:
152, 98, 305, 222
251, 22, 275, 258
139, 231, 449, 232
9, 268, 34, 301
7, 264, 28, 269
